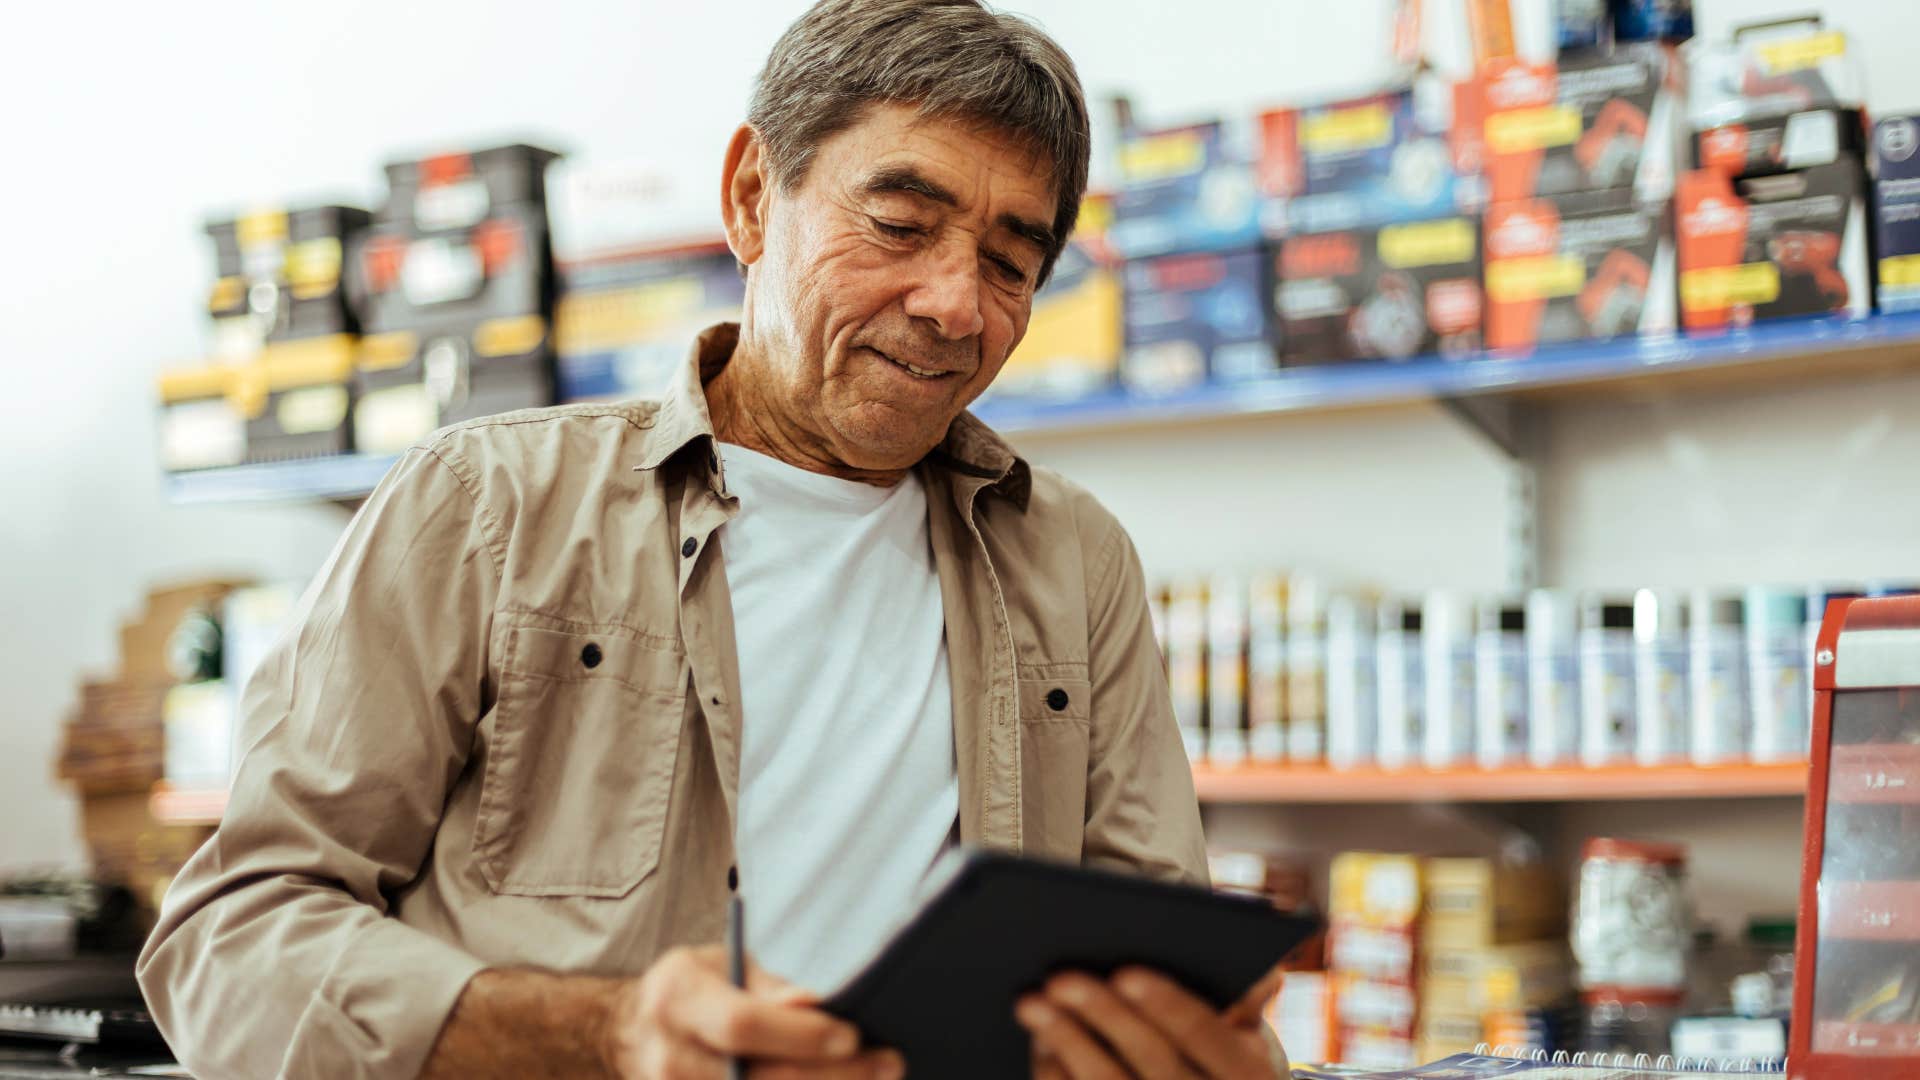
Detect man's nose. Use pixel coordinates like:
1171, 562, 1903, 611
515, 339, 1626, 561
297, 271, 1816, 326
902, 237, 986, 341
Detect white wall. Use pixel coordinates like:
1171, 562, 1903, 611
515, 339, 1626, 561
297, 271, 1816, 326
2, 0, 1917, 883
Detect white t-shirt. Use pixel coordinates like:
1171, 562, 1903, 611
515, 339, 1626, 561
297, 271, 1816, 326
717, 443, 960, 993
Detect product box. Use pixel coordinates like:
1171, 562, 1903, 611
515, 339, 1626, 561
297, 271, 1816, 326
1872, 114, 1920, 314
1686, 19, 1865, 131
1257, 77, 1483, 233
1416, 1010, 1486, 1063
1267, 971, 1333, 1067
1334, 973, 1418, 1032
1110, 122, 1263, 259
1121, 247, 1277, 393
381, 144, 561, 236
353, 315, 553, 453
204, 204, 371, 356
1483, 188, 1674, 350
1423, 857, 1564, 949
234, 335, 357, 463
554, 243, 744, 402
1423, 940, 1574, 1013
1695, 107, 1869, 180
1275, 217, 1482, 364
354, 201, 554, 338
1331, 852, 1426, 931
1675, 157, 1873, 331
1472, 43, 1682, 205
990, 194, 1122, 401
157, 364, 245, 473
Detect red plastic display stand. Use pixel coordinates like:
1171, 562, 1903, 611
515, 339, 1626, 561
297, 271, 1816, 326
1790, 595, 1920, 1078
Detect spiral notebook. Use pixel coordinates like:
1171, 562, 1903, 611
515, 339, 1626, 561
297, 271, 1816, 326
1291, 1044, 1784, 1078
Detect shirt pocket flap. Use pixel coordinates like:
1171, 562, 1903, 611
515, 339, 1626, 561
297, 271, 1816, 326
1018, 672, 1091, 723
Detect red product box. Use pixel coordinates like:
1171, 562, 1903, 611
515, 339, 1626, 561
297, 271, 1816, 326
1483, 189, 1674, 350
1273, 217, 1483, 364
1674, 158, 1873, 331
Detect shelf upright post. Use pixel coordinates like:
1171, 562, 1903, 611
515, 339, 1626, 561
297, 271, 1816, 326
1437, 394, 1538, 593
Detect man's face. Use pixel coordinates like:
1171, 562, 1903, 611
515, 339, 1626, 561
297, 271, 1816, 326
740, 104, 1057, 471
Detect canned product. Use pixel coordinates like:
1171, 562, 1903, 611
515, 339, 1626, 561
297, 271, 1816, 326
1326, 594, 1378, 770
1745, 587, 1809, 762
1580, 597, 1637, 767
1573, 837, 1690, 991
1376, 599, 1426, 770
1206, 575, 1249, 766
1166, 580, 1209, 762
1475, 599, 1527, 769
1688, 591, 1747, 765
1632, 588, 1689, 765
1286, 577, 1329, 764
1247, 574, 1288, 764
1528, 589, 1580, 766
1423, 590, 1476, 769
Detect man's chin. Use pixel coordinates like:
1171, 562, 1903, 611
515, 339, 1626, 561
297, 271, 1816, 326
828, 404, 953, 471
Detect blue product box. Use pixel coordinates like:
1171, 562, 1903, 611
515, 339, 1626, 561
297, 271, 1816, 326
1257, 77, 1482, 233
552, 245, 744, 401
1110, 122, 1264, 259
1873, 114, 1920, 313
1121, 247, 1278, 395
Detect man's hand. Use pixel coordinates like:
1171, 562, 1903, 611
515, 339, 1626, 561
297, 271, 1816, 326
603, 946, 904, 1080
1016, 964, 1286, 1079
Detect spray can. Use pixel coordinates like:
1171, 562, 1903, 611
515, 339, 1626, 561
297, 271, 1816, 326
1286, 577, 1329, 764
1528, 589, 1580, 767
1326, 594, 1378, 770
1580, 596, 1637, 767
1377, 598, 1426, 770
1689, 590, 1748, 765
1633, 588, 1689, 765
1424, 591, 1476, 769
1246, 573, 1288, 764
1475, 598, 1527, 769
1206, 575, 1249, 766
1746, 587, 1809, 762
1166, 580, 1209, 762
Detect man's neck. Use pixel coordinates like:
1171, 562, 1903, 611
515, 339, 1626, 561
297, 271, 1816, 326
704, 338, 909, 488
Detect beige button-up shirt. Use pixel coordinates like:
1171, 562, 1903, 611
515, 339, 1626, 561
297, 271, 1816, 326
137, 324, 1210, 1079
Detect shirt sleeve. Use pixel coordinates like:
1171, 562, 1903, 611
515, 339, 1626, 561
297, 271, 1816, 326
1078, 517, 1209, 887
137, 445, 502, 1080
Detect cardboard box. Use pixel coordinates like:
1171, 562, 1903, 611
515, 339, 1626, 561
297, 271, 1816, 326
1473, 43, 1682, 205
1268, 971, 1334, 1066
1873, 114, 1920, 314
1483, 188, 1674, 350
1121, 248, 1277, 393
1334, 973, 1418, 1031
1332, 852, 1425, 929
157, 364, 246, 473
1417, 1010, 1486, 1061
1423, 858, 1565, 948
1110, 122, 1263, 259
1423, 939, 1574, 1013
1257, 78, 1482, 233
204, 204, 371, 356
554, 244, 744, 402
990, 195, 1121, 401
1275, 217, 1482, 364
1675, 157, 1873, 331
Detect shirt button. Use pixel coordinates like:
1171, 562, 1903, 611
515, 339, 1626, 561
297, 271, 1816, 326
727, 865, 739, 892
580, 643, 603, 669
682, 537, 698, 558
1046, 687, 1070, 711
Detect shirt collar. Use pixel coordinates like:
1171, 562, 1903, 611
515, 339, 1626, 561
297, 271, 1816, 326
637, 322, 1031, 510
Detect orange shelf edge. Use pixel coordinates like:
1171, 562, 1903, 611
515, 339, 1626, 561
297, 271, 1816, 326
1192, 761, 1810, 804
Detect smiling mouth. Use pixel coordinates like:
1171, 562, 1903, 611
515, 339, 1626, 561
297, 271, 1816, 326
866, 346, 957, 381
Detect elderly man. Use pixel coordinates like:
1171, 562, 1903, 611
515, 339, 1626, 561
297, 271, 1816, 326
138, 2, 1288, 1077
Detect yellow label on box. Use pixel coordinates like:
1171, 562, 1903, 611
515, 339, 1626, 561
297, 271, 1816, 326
1757, 31, 1847, 74
1486, 254, 1587, 301
1119, 132, 1205, 181
236, 209, 289, 248
555, 280, 705, 354
276, 385, 349, 434
1487, 105, 1582, 154
473, 315, 547, 358
157, 363, 231, 404
1681, 263, 1782, 309
1379, 218, 1476, 268
285, 238, 343, 300
1303, 105, 1393, 153
261, 334, 355, 389
1881, 254, 1920, 288
208, 275, 245, 313
357, 331, 419, 372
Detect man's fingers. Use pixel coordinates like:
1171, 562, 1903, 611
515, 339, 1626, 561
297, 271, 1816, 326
1224, 965, 1286, 1027
1110, 968, 1246, 1077
1042, 973, 1196, 1080
751, 1048, 905, 1080
650, 951, 861, 1061
1016, 996, 1129, 1080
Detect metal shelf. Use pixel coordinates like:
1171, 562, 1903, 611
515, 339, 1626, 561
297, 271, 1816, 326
1192, 761, 1809, 804
163, 311, 1920, 504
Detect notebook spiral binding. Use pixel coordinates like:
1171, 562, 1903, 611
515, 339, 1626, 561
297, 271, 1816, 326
1473, 1044, 1785, 1073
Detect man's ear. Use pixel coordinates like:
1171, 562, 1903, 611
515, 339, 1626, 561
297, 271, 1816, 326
721, 124, 770, 268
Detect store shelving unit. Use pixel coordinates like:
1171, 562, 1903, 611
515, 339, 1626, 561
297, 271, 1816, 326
1190, 761, 1809, 804
163, 310, 1920, 506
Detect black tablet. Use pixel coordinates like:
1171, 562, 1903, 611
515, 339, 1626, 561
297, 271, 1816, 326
821, 849, 1320, 1079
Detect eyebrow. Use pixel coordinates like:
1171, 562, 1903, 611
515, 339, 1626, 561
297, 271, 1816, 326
862, 164, 1057, 258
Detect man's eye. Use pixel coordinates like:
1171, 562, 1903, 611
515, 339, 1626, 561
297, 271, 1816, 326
989, 255, 1028, 286
873, 218, 923, 239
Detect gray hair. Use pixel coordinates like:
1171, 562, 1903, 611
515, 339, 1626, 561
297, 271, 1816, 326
748, 0, 1089, 284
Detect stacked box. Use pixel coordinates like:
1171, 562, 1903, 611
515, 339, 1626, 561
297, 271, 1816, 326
1482, 189, 1675, 350
1330, 853, 1424, 1069
553, 243, 744, 402
1418, 859, 1569, 1059
203, 204, 370, 359
156, 364, 244, 473
990, 193, 1122, 401
1122, 248, 1277, 393
234, 335, 358, 463
350, 144, 562, 453
1677, 109, 1873, 330
1273, 217, 1482, 364
1110, 122, 1263, 260
1872, 114, 1920, 314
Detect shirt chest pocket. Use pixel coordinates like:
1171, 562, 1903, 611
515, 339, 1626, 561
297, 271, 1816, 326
474, 625, 686, 898
1018, 670, 1092, 861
